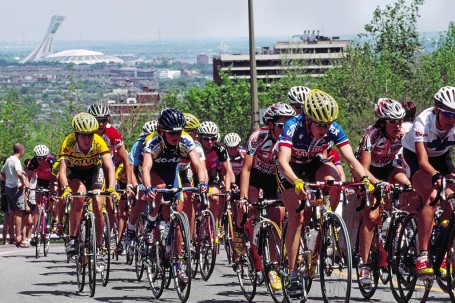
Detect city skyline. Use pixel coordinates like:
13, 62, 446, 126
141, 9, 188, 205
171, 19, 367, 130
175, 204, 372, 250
1, 0, 454, 42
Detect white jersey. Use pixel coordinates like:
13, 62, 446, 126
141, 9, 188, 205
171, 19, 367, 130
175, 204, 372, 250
401, 107, 455, 157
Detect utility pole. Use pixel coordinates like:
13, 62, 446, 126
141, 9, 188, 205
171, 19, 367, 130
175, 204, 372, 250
248, 0, 260, 130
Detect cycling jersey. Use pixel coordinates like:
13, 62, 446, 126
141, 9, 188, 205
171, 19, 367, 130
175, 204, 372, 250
102, 123, 124, 155
27, 156, 54, 181
279, 115, 349, 164
203, 141, 229, 171
59, 133, 111, 168
51, 159, 60, 177
358, 126, 403, 167
179, 140, 205, 171
402, 107, 455, 157
246, 127, 278, 175
143, 131, 196, 173
116, 162, 127, 184
129, 135, 147, 167
230, 147, 246, 176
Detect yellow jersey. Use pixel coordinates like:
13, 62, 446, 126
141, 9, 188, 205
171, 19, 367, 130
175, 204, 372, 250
59, 133, 111, 168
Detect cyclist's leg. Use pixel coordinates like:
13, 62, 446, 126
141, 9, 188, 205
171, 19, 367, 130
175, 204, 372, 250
182, 182, 196, 241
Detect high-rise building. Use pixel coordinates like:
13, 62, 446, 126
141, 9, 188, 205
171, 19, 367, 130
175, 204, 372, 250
19, 15, 66, 64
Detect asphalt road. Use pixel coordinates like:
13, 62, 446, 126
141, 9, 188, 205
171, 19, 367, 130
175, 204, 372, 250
0, 241, 451, 303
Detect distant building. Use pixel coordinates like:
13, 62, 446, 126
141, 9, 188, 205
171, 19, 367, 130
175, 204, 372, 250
109, 87, 159, 117
197, 53, 210, 65
159, 70, 181, 79
43, 49, 124, 65
213, 33, 350, 83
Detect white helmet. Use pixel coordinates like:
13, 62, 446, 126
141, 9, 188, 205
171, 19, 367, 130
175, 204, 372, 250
197, 121, 219, 136
140, 120, 158, 136
262, 102, 296, 124
87, 102, 110, 117
434, 86, 455, 112
288, 86, 311, 105
374, 98, 406, 120
34, 145, 49, 157
224, 133, 241, 147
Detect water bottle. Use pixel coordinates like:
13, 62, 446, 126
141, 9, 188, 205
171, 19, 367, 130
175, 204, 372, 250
308, 228, 318, 253
159, 221, 167, 245
381, 217, 391, 243
253, 222, 261, 246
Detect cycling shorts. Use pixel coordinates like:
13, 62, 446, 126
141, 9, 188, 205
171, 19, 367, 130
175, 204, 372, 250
369, 164, 396, 182
67, 166, 104, 190
277, 155, 328, 192
250, 168, 278, 199
402, 148, 455, 179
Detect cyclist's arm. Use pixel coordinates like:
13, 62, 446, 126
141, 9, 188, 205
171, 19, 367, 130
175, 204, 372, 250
240, 154, 253, 199
130, 163, 139, 188
277, 145, 299, 184
221, 160, 232, 193
117, 144, 132, 185
188, 149, 208, 184
359, 150, 379, 184
339, 143, 367, 181
415, 141, 438, 177
141, 152, 153, 188
58, 159, 69, 188
101, 155, 116, 189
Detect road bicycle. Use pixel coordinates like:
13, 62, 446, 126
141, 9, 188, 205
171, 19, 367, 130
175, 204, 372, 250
30, 187, 52, 258
66, 191, 114, 297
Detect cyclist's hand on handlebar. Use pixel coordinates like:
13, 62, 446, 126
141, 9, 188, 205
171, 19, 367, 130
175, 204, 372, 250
107, 187, 121, 202
144, 186, 157, 201
361, 176, 375, 194
61, 186, 72, 201
293, 178, 307, 199
375, 180, 391, 192
432, 172, 444, 190
126, 184, 135, 197
198, 181, 208, 194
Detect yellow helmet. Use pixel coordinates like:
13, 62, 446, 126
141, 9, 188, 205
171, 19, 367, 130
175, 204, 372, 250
304, 89, 339, 123
72, 112, 99, 134
183, 113, 201, 131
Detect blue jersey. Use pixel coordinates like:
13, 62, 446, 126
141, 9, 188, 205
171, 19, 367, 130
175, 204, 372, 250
128, 135, 147, 167
278, 115, 349, 164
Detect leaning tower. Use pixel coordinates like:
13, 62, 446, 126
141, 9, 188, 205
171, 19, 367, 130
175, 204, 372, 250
19, 15, 65, 64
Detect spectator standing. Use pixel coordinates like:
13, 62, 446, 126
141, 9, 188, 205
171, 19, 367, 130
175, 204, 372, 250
1, 143, 28, 247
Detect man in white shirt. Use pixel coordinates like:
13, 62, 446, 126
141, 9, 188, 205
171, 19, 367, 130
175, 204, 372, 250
1, 143, 27, 247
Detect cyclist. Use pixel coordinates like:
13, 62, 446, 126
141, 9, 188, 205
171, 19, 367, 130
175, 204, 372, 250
287, 85, 311, 115
59, 112, 119, 259
277, 89, 370, 296
197, 121, 232, 232
239, 102, 296, 291
224, 132, 246, 187
401, 86, 455, 278
357, 98, 411, 286
124, 120, 158, 246
142, 108, 208, 285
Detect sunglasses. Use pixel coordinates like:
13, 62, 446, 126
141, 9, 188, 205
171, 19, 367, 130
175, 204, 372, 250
440, 110, 455, 119
165, 130, 182, 136
202, 136, 217, 141
293, 104, 303, 110
386, 119, 403, 125
312, 121, 332, 128
96, 117, 109, 123
274, 123, 285, 129
36, 156, 47, 160
77, 133, 95, 139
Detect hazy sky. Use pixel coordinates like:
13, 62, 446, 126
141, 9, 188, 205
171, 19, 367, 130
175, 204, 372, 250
1, 0, 454, 41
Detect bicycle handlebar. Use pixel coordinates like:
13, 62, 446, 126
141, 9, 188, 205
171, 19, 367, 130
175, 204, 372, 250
430, 177, 455, 207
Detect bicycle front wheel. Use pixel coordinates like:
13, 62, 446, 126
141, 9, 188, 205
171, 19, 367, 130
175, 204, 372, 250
35, 209, 44, 259
87, 213, 97, 297
100, 212, 111, 287
76, 220, 86, 293
44, 212, 51, 257
388, 212, 408, 303
319, 212, 352, 303
169, 212, 192, 303
199, 209, 217, 281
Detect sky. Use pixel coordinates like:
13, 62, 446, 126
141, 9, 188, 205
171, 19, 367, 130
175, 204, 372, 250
1, 0, 455, 42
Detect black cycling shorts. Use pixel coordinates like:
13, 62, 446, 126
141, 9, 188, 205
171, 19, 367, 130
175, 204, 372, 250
67, 166, 104, 190
277, 155, 328, 192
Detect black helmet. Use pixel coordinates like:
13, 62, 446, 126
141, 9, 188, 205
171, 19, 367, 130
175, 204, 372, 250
158, 108, 186, 131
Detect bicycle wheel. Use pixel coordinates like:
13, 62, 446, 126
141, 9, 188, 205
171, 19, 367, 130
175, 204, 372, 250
76, 220, 86, 293
146, 236, 166, 298
87, 213, 97, 297
191, 217, 199, 279
223, 211, 234, 264
354, 218, 379, 299
199, 209, 217, 281
388, 212, 408, 303
396, 212, 431, 303
319, 212, 352, 303
379, 210, 391, 285
444, 223, 455, 301
100, 212, 111, 287
169, 212, 192, 303
35, 209, 44, 259
261, 221, 285, 303
280, 220, 309, 303
44, 212, 51, 257
135, 215, 146, 281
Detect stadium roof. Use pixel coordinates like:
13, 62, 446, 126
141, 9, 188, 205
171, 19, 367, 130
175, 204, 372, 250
42, 49, 124, 65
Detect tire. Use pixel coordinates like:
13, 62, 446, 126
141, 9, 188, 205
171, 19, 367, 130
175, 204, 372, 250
444, 223, 455, 302
354, 218, 379, 299
170, 212, 192, 303
35, 209, 43, 259
76, 220, 86, 293
147, 237, 166, 298
44, 212, 51, 257
87, 213, 97, 297
319, 212, 352, 303
261, 221, 284, 303
388, 212, 408, 303
223, 211, 234, 264
100, 212, 111, 287
135, 215, 146, 280
199, 209, 217, 281
396, 212, 431, 303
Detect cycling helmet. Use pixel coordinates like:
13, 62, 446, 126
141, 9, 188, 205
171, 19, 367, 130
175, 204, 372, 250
304, 89, 339, 123
158, 108, 186, 131
434, 86, 455, 112
197, 121, 219, 136
72, 112, 99, 134
374, 98, 406, 120
33, 145, 49, 157
288, 86, 311, 105
262, 102, 296, 124
224, 133, 241, 147
87, 102, 110, 117
140, 120, 158, 136
183, 113, 201, 131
